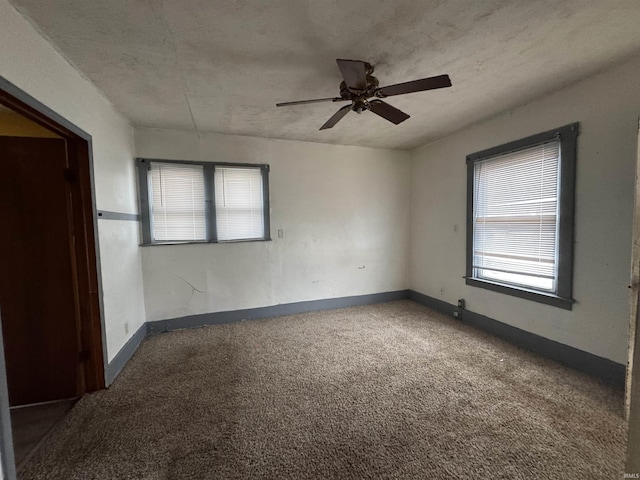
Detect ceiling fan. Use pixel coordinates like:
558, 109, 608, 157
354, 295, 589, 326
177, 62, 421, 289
276, 59, 452, 130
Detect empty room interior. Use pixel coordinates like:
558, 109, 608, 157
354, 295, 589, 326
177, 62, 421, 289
2, 0, 640, 478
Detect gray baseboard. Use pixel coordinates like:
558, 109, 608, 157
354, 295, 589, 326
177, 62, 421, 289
105, 322, 148, 386
147, 290, 411, 334
106, 289, 626, 389
408, 290, 626, 388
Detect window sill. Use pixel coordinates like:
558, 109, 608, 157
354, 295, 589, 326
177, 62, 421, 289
140, 238, 272, 247
465, 277, 574, 310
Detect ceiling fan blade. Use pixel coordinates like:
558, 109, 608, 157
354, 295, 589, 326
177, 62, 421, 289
319, 104, 352, 130
336, 59, 367, 91
368, 100, 410, 125
376, 74, 452, 97
276, 97, 346, 107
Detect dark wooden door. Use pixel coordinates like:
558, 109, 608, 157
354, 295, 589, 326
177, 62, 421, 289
0, 136, 80, 406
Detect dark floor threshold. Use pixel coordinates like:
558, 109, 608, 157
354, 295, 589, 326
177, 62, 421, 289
12, 398, 76, 473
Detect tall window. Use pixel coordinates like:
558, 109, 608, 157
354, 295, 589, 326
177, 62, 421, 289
137, 159, 270, 245
466, 123, 578, 309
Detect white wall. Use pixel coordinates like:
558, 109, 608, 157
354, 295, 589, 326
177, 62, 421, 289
136, 129, 410, 321
410, 54, 640, 364
0, 0, 146, 363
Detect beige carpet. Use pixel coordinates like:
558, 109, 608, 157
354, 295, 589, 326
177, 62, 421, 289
20, 300, 626, 479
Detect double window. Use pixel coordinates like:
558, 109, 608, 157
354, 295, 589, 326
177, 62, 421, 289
137, 159, 270, 245
466, 123, 578, 309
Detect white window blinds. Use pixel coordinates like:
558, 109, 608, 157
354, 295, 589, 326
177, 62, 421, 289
149, 162, 206, 241
215, 166, 264, 241
473, 140, 560, 292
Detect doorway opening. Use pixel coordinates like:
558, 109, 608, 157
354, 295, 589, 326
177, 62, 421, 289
0, 79, 106, 474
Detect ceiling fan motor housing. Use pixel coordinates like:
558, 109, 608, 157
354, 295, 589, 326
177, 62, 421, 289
340, 74, 380, 100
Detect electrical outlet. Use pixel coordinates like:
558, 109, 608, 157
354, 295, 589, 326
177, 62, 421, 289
453, 224, 458, 232
277, 229, 284, 238
453, 311, 460, 319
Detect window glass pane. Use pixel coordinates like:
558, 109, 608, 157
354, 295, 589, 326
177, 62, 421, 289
473, 140, 560, 292
149, 162, 206, 241
215, 167, 264, 241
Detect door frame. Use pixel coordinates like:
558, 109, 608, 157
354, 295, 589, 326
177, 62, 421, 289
0, 311, 16, 480
0, 76, 107, 395
627, 119, 640, 473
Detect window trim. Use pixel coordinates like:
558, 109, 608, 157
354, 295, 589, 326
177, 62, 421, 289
136, 157, 271, 246
465, 122, 579, 310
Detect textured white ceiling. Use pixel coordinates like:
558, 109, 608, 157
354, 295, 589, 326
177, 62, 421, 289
8, 0, 640, 149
